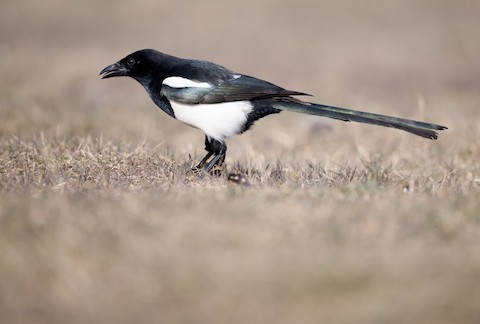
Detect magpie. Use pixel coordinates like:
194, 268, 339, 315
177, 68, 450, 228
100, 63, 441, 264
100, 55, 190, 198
100, 49, 447, 173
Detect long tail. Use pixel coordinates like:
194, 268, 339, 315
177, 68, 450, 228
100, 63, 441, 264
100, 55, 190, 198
271, 99, 447, 140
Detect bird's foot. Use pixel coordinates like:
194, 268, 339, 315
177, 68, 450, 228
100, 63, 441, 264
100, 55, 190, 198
187, 163, 224, 179
208, 164, 224, 177
187, 166, 204, 177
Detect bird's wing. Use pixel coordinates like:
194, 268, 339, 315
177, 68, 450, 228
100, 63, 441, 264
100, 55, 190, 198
161, 74, 309, 104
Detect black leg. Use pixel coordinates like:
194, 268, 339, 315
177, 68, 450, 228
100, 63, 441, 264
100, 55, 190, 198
208, 139, 227, 169
204, 153, 226, 173
193, 137, 227, 175
195, 151, 214, 169
193, 136, 214, 170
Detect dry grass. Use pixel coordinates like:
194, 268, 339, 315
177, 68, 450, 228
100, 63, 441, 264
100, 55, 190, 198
1, 0, 480, 323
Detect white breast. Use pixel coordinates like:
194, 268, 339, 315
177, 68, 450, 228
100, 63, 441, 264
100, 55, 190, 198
170, 100, 253, 142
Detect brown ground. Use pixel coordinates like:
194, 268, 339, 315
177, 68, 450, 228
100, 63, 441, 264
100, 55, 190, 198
1, 1, 479, 323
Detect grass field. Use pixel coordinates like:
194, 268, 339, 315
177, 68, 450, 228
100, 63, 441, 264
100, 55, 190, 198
1, 1, 480, 323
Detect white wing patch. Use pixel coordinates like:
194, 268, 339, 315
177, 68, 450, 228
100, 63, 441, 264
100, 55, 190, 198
163, 76, 212, 89
170, 100, 253, 142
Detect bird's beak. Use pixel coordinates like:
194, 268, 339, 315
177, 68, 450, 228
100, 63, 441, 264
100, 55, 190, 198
100, 62, 128, 79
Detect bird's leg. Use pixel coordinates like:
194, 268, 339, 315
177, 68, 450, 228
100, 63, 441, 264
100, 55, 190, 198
203, 139, 227, 175
195, 151, 214, 169
193, 136, 215, 170
204, 153, 226, 174
192, 137, 226, 176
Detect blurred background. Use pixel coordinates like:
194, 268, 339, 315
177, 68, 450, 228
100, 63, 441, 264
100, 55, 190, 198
1, 1, 480, 324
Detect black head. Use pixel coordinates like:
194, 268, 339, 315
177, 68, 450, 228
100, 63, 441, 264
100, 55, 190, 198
100, 49, 171, 83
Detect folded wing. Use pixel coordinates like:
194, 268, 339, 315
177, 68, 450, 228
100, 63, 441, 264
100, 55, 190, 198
162, 74, 309, 104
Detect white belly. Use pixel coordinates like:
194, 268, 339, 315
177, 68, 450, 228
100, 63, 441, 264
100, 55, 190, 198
170, 100, 253, 142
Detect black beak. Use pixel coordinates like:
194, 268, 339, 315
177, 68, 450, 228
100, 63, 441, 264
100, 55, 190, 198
100, 62, 128, 79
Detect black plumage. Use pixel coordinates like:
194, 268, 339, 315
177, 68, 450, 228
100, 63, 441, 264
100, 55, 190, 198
100, 49, 447, 174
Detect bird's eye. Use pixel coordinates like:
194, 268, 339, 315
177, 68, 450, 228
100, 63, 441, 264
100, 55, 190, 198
127, 58, 136, 67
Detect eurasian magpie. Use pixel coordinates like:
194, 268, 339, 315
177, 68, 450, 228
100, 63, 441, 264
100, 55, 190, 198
100, 49, 447, 173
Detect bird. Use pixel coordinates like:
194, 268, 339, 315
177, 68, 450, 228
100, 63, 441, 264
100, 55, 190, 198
100, 49, 447, 174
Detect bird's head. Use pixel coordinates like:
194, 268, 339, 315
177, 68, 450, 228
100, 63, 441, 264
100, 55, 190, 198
100, 49, 168, 83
